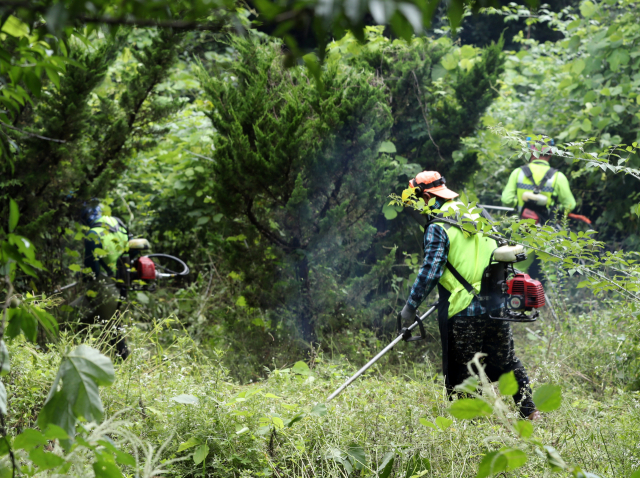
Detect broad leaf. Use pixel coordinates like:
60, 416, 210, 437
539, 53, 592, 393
435, 416, 453, 430
291, 360, 310, 375
93, 458, 124, 478
498, 371, 518, 396
38, 345, 115, 444
405, 453, 430, 478
310, 403, 327, 417
13, 429, 47, 451
29, 448, 65, 471
377, 452, 394, 478
193, 444, 209, 465
532, 384, 562, 412
514, 420, 533, 438
448, 398, 492, 419
177, 436, 202, 452
171, 394, 199, 405
346, 444, 366, 470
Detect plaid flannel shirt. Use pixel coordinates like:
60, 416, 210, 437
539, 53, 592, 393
406, 220, 485, 317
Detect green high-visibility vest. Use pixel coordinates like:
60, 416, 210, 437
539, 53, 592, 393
515, 160, 559, 208
435, 201, 497, 318
87, 216, 128, 275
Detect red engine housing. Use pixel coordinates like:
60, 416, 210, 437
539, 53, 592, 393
521, 208, 540, 224
506, 273, 545, 309
136, 256, 156, 281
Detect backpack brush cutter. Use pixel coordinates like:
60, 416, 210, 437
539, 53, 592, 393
54, 238, 190, 294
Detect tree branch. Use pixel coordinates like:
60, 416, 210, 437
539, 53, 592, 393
0, 122, 66, 143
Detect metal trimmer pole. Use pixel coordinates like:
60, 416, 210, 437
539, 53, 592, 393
326, 305, 438, 402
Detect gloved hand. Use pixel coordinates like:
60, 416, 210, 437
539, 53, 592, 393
400, 303, 417, 323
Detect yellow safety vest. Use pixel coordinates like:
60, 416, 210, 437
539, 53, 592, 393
87, 216, 128, 275
434, 201, 497, 318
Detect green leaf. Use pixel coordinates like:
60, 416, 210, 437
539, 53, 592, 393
0, 340, 9, 377
1, 15, 29, 38
29, 448, 65, 470
310, 403, 327, 417
377, 452, 394, 478
476, 451, 506, 478
435, 416, 453, 430
44, 425, 69, 441
193, 444, 209, 465
346, 444, 366, 470
378, 141, 397, 153
235, 296, 247, 307
532, 384, 562, 412
135, 292, 149, 305
498, 371, 518, 396
580, 1, 597, 17
7, 307, 37, 342
630, 469, 640, 478
405, 453, 430, 478
419, 417, 437, 429
177, 436, 202, 452
477, 448, 527, 478
37, 345, 115, 444
291, 360, 310, 375
196, 216, 210, 225
514, 420, 533, 438
442, 53, 458, 70
448, 398, 492, 419
543, 445, 566, 471
170, 394, 199, 405
93, 458, 124, 478
571, 59, 586, 75
8, 199, 18, 232
382, 203, 398, 220
13, 429, 47, 451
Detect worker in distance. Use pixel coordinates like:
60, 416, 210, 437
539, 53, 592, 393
400, 171, 541, 420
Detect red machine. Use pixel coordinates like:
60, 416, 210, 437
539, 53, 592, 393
136, 256, 157, 281
505, 273, 545, 311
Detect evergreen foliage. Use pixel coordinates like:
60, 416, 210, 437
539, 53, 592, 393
0, 29, 182, 287
200, 36, 395, 340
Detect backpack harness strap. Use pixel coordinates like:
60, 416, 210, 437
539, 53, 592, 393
517, 165, 557, 194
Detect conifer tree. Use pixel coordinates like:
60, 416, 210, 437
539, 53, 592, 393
200, 36, 394, 341
0, 28, 182, 287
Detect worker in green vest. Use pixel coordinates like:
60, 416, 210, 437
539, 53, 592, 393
501, 136, 577, 279
501, 136, 576, 222
400, 171, 540, 420
71, 201, 130, 359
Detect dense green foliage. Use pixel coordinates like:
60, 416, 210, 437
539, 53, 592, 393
2, 1, 640, 477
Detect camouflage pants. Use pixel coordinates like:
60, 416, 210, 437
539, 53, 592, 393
448, 315, 536, 417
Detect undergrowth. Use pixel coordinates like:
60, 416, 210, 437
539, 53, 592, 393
5, 288, 640, 477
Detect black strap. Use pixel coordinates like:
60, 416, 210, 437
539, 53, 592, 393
520, 165, 557, 191
445, 260, 476, 296
411, 176, 446, 192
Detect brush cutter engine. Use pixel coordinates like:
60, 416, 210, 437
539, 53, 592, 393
116, 239, 190, 293
505, 273, 545, 312
480, 246, 545, 322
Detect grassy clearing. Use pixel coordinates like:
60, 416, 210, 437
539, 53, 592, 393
5, 298, 640, 477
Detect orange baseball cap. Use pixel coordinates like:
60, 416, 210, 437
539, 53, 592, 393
409, 171, 459, 200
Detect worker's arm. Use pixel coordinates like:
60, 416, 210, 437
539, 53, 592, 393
554, 172, 576, 212
406, 224, 449, 309
501, 168, 520, 207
